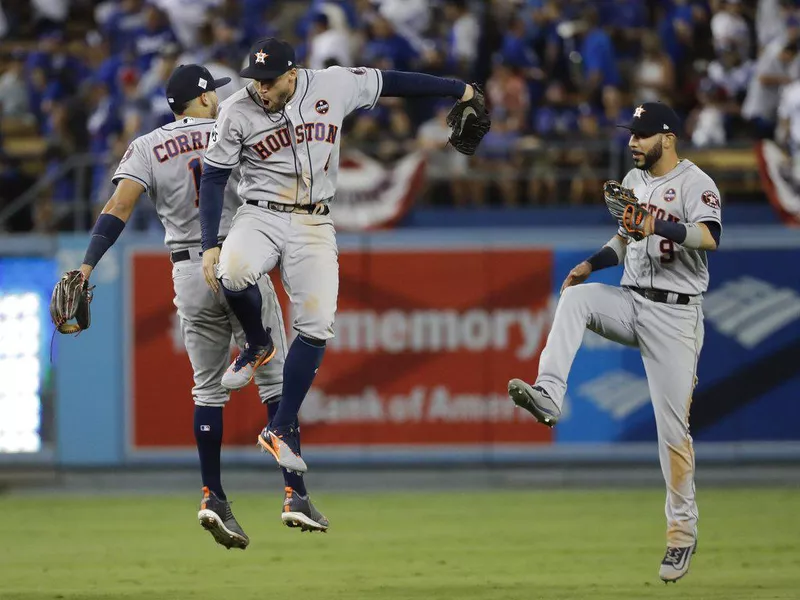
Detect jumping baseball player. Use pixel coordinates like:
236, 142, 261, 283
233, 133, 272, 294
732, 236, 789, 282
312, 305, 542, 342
198, 38, 489, 496
508, 102, 722, 583
49, 64, 324, 546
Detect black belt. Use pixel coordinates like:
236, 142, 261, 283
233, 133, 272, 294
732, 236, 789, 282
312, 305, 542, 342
246, 200, 330, 215
627, 286, 693, 305
170, 249, 202, 263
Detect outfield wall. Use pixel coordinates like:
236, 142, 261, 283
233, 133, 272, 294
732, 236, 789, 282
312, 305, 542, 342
2, 226, 800, 467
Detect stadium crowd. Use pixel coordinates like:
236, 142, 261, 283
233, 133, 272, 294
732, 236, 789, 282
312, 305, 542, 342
0, 0, 798, 228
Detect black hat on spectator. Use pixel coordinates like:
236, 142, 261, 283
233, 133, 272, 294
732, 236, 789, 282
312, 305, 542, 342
240, 38, 296, 80
617, 102, 681, 138
165, 64, 231, 108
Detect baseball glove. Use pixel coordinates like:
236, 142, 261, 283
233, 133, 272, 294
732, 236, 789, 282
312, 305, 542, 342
446, 84, 491, 155
621, 203, 654, 241
50, 270, 95, 334
603, 180, 639, 221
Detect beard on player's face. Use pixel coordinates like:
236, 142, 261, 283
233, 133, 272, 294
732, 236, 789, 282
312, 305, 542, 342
256, 72, 295, 112
630, 134, 663, 171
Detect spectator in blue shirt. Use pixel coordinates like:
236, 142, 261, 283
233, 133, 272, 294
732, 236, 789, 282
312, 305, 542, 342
102, 0, 147, 56
602, 0, 649, 61
363, 15, 418, 72
533, 81, 580, 139
500, 17, 538, 69
132, 4, 178, 73
580, 7, 621, 103
85, 80, 123, 203
658, 0, 698, 71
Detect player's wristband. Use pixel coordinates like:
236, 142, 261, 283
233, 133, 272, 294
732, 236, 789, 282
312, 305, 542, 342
83, 213, 126, 267
585, 246, 619, 272
652, 219, 688, 244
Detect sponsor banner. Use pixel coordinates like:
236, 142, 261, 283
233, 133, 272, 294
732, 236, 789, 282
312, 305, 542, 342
554, 248, 800, 443
301, 249, 553, 446
129, 247, 554, 450
329, 150, 424, 231
130, 251, 273, 449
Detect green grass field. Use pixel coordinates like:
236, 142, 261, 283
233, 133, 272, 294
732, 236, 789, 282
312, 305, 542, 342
1, 488, 798, 600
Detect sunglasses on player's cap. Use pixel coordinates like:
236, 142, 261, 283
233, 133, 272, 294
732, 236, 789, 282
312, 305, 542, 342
240, 38, 296, 81
165, 64, 231, 107
618, 102, 681, 138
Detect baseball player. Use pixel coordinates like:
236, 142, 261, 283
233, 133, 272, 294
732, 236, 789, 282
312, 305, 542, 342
198, 38, 489, 492
508, 102, 722, 583
49, 64, 325, 546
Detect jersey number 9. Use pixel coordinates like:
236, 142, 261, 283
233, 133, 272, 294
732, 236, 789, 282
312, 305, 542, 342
660, 239, 675, 263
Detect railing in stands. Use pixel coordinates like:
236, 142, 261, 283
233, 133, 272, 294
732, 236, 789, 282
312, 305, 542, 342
0, 140, 763, 232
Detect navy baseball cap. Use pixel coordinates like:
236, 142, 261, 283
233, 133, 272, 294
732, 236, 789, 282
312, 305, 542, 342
240, 38, 296, 80
617, 102, 681, 138
165, 64, 231, 108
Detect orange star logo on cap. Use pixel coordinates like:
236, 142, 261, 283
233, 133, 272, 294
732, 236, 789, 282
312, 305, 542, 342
633, 105, 645, 118
255, 50, 268, 64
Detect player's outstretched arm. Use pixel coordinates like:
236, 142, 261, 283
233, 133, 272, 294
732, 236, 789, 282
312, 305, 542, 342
79, 178, 145, 280
379, 70, 472, 100
198, 165, 233, 292
379, 70, 490, 155
562, 234, 628, 294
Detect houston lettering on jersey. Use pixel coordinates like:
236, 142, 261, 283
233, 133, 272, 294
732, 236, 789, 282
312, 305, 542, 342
251, 123, 340, 160
153, 131, 211, 163
643, 203, 681, 223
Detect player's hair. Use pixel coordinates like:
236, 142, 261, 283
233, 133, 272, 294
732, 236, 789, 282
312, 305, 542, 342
170, 99, 190, 116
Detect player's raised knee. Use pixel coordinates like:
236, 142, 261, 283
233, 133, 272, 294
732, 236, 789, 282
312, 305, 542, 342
217, 250, 260, 291
560, 282, 594, 306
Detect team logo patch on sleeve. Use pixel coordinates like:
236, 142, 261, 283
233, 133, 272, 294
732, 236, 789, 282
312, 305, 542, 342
121, 144, 135, 163
348, 67, 366, 75
663, 188, 676, 202
315, 99, 329, 114
701, 190, 721, 209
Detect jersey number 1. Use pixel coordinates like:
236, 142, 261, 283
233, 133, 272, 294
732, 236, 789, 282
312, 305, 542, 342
188, 157, 203, 207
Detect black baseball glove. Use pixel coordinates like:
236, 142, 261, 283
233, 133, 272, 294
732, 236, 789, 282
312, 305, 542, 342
50, 270, 95, 334
446, 84, 491, 155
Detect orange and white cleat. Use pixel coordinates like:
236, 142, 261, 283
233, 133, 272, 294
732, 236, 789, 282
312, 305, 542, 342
257, 425, 308, 473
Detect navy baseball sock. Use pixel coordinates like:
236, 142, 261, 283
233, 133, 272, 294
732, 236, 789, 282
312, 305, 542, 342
194, 405, 225, 500
271, 335, 326, 430
267, 401, 307, 496
222, 283, 269, 348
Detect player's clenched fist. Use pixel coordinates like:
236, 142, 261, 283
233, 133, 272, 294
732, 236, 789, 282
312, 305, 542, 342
560, 261, 592, 294
202, 246, 221, 293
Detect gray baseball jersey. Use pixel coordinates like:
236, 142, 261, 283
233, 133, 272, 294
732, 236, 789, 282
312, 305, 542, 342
532, 160, 721, 549
113, 116, 242, 249
618, 160, 722, 295
203, 67, 383, 205
112, 116, 286, 405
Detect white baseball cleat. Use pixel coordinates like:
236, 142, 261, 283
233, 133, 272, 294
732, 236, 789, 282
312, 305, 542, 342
221, 341, 275, 391
659, 544, 697, 583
